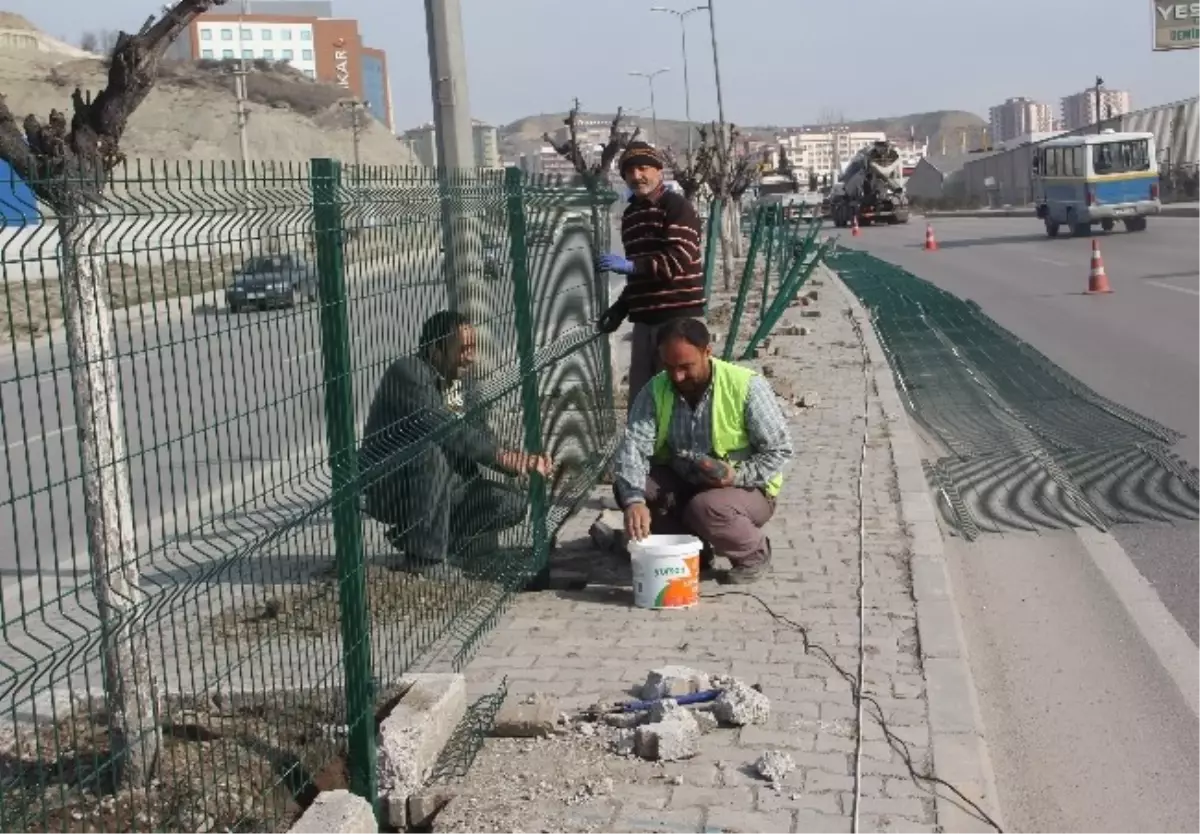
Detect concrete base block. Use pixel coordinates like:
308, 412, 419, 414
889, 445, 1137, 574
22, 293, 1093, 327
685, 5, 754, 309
377, 673, 468, 829
288, 789, 377, 834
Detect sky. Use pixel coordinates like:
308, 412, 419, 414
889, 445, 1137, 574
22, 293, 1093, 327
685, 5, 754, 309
16, 0, 1200, 131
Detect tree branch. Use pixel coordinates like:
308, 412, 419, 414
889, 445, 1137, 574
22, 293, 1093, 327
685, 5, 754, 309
0, 0, 228, 209
543, 101, 640, 181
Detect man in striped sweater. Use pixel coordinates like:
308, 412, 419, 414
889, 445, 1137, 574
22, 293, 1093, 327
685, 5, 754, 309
596, 141, 707, 405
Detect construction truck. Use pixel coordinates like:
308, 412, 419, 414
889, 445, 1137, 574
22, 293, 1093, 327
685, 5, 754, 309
828, 140, 911, 227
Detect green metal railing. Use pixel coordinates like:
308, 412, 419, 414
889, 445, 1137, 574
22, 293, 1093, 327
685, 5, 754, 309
720, 202, 828, 361
0, 160, 618, 832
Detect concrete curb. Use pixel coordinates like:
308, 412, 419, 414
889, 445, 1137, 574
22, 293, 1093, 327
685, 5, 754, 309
824, 263, 1006, 834
287, 789, 378, 834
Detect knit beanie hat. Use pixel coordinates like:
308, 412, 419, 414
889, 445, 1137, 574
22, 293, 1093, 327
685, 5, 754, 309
618, 141, 665, 175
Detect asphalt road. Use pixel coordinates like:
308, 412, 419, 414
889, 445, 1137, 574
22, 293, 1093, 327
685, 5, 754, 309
840, 215, 1199, 829
0, 262, 451, 596
842, 215, 1199, 642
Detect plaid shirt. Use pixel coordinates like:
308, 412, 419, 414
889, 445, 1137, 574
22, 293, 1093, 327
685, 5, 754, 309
614, 372, 794, 507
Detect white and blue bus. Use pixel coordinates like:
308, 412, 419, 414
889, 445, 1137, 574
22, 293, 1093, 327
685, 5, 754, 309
1031, 130, 1160, 237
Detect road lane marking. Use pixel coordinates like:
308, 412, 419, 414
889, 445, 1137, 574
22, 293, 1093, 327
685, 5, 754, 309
1032, 256, 1071, 267
1144, 279, 1200, 297
5, 424, 75, 451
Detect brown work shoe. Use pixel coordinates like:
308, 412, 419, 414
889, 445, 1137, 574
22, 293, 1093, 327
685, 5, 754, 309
726, 538, 772, 585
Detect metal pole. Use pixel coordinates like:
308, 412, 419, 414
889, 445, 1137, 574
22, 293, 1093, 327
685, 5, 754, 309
1094, 76, 1103, 134
649, 77, 659, 146
424, 0, 477, 315
680, 17, 693, 156
707, 0, 726, 130
235, 0, 250, 167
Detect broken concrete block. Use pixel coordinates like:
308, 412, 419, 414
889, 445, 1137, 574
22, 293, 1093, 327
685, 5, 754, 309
377, 674, 468, 828
634, 711, 700, 761
641, 666, 712, 700
288, 789, 378, 834
797, 391, 821, 409
610, 728, 636, 756
492, 693, 559, 738
647, 698, 685, 724
603, 710, 644, 729
694, 710, 719, 734
713, 681, 770, 727
407, 786, 457, 830
755, 750, 795, 783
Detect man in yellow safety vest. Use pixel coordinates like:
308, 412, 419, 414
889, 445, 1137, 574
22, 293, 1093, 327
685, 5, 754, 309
612, 318, 794, 584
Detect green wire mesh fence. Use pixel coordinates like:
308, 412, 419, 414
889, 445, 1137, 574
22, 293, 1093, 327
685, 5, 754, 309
0, 160, 618, 832
831, 248, 1199, 538
719, 202, 828, 362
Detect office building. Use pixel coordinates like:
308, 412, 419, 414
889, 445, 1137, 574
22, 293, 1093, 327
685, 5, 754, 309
1061, 87, 1132, 131
989, 97, 1056, 144
167, 0, 394, 130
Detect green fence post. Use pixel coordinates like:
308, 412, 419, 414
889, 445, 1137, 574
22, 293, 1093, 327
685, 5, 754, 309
722, 204, 767, 361
759, 205, 779, 324
310, 157, 378, 811
701, 197, 723, 312
504, 167, 549, 576
741, 239, 830, 360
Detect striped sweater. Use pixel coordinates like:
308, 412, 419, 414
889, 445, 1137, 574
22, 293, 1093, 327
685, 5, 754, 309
619, 186, 706, 324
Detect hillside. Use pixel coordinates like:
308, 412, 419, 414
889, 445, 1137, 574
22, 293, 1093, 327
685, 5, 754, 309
499, 109, 987, 160
0, 46, 416, 167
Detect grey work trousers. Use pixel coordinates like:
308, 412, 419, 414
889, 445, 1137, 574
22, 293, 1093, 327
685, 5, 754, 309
364, 449, 527, 566
639, 465, 774, 568
627, 321, 667, 409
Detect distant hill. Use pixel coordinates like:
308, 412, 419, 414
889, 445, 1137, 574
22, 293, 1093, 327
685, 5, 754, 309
497, 109, 988, 162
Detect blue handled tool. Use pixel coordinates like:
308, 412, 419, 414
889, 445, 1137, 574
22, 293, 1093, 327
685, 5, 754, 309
616, 689, 722, 713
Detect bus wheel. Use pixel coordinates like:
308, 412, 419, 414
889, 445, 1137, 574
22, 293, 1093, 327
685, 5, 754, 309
1123, 216, 1148, 232
1100, 219, 1115, 232
1044, 218, 1060, 238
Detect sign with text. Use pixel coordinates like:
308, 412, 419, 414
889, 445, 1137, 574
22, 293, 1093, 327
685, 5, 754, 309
333, 37, 351, 88
1154, 1, 1200, 50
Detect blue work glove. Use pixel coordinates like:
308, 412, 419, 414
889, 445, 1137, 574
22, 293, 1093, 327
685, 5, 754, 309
596, 253, 635, 275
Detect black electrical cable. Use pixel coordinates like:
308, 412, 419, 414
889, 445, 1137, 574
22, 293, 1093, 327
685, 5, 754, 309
702, 589, 1004, 833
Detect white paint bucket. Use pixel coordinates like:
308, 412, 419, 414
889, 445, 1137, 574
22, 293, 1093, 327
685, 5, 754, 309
629, 534, 703, 610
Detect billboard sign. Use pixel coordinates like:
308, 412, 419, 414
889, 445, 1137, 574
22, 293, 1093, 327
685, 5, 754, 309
1153, 1, 1200, 50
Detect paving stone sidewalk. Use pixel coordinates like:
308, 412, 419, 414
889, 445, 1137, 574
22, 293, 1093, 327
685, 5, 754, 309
434, 268, 997, 834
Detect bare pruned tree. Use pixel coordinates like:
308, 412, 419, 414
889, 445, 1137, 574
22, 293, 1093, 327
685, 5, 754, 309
542, 98, 641, 184
0, 0, 229, 787
700, 121, 759, 289
661, 131, 711, 204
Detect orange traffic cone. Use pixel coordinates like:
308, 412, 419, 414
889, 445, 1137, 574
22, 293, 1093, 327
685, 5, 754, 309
924, 223, 938, 251
850, 215, 861, 237
1086, 239, 1112, 294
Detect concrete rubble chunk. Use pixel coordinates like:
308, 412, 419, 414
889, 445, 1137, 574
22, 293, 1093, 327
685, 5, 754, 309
603, 710, 645, 729
755, 750, 795, 783
694, 710, 719, 734
640, 666, 712, 700
407, 786, 457, 830
492, 692, 560, 738
610, 728, 636, 756
634, 708, 700, 761
713, 681, 770, 726
376, 673, 468, 829
647, 698, 685, 724
797, 391, 821, 409
288, 789, 378, 834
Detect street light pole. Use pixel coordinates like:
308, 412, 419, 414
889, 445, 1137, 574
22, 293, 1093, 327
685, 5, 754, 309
1094, 75, 1104, 134
706, 0, 727, 131
629, 68, 670, 145
651, 6, 708, 156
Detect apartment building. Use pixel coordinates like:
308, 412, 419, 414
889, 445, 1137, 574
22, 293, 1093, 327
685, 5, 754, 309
989, 97, 1056, 143
405, 122, 503, 169
167, 0, 394, 130
1061, 87, 1132, 131
780, 130, 888, 177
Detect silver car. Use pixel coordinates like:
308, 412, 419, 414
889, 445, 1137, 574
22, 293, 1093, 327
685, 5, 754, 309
226, 254, 317, 313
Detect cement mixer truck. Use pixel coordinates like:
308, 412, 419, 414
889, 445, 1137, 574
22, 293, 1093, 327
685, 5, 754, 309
829, 140, 911, 227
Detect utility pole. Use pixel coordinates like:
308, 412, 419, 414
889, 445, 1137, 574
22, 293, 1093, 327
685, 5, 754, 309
340, 98, 365, 170
234, 0, 250, 167
424, 0, 478, 315
706, 0, 727, 130
1094, 75, 1104, 134
651, 5, 708, 156
629, 69, 670, 145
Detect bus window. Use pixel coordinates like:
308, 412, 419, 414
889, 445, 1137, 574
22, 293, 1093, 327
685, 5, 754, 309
1093, 139, 1150, 175
1045, 148, 1059, 176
